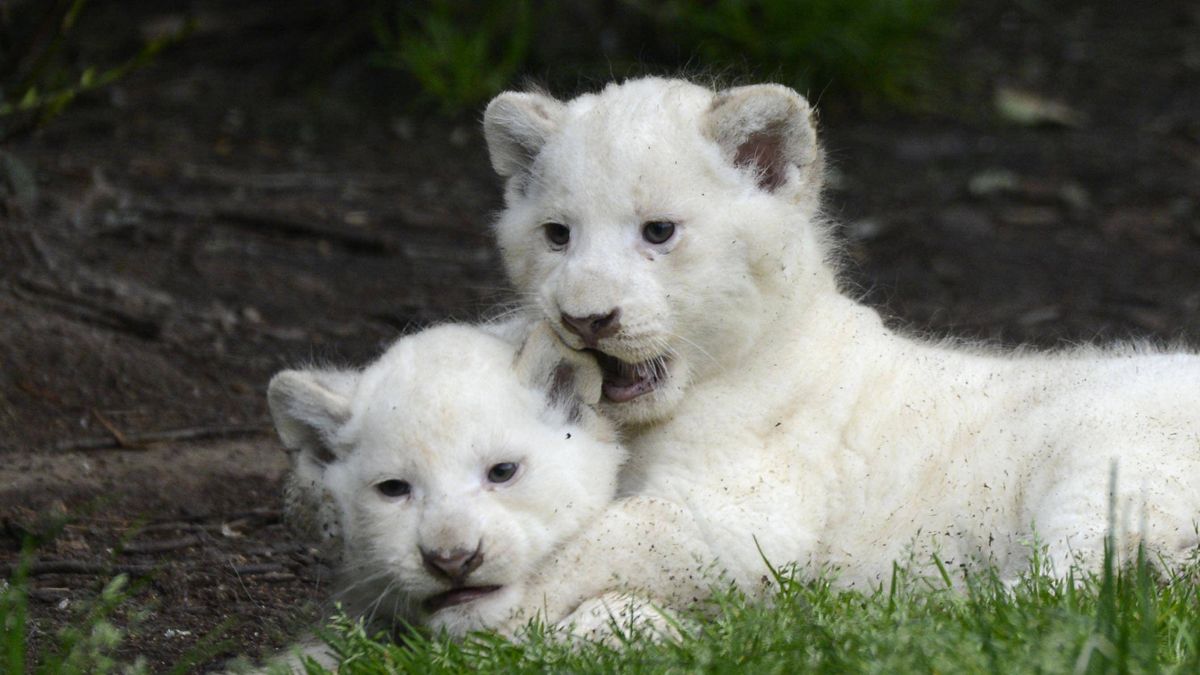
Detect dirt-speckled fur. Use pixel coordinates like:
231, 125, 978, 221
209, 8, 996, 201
474, 77, 1200, 632
267, 323, 625, 639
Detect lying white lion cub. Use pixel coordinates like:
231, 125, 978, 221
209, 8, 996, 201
267, 322, 633, 644
471, 77, 1200, 632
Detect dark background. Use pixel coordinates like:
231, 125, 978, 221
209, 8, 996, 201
1, 0, 1197, 669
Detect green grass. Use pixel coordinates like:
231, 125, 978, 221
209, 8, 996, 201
638, 0, 955, 108
300, 548, 1200, 674
6, 538, 1196, 673
371, 0, 533, 114
369, 0, 955, 114
1, 558, 149, 675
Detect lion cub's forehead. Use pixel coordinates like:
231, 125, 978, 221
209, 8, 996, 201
344, 326, 542, 463
560, 82, 709, 160
534, 80, 723, 215
567, 79, 713, 131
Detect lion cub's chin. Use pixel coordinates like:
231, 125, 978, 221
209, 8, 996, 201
593, 352, 688, 426
425, 585, 524, 637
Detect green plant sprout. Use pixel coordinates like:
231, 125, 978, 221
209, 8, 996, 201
0, 0, 192, 141
371, 0, 532, 114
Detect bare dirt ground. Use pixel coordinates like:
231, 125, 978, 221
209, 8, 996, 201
1, 0, 1198, 670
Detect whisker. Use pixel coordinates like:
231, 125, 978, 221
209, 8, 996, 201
663, 330, 720, 368
364, 578, 401, 628
332, 568, 393, 605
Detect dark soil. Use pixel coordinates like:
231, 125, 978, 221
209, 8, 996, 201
1, 0, 1197, 671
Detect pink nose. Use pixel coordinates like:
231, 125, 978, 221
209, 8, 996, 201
420, 544, 483, 584
561, 309, 621, 345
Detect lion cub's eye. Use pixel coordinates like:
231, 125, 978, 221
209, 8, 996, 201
543, 223, 570, 250
641, 220, 676, 245
375, 479, 411, 498
487, 462, 519, 484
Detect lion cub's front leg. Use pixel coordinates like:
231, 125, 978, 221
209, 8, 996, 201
555, 591, 686, 645
494, 495, 717, 639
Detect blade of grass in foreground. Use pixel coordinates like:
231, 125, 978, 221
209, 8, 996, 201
1, 547, 31, 674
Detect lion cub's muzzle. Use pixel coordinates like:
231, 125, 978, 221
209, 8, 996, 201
558, 308, 672, 403
419, 542, 502, 613
420, 543, 483, 585
560, 309, 621, 347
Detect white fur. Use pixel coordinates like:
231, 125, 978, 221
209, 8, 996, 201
267, 323, 625, 639
479, 77, 1200, 629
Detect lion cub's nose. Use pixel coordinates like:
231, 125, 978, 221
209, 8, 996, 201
561, 309, 621, 345
421, 545, 484, 584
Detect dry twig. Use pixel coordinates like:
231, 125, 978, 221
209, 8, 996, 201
121, 535, 202, 555
50, 424, 269, 452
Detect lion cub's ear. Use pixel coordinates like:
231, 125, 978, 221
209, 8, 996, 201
514, 322, 602, 423
483, 91, 566, 178
704, 84, 824, 202
267, 369, 357, 465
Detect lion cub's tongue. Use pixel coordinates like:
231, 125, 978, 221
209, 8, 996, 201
597, 354, 657, 403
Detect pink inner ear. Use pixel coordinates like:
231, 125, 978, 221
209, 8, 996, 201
735, 130, 787, 191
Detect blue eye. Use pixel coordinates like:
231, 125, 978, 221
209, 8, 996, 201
487, 462, 519, 484
642, 220, 676, 244
376, 479, 411, 498
543, 223, 570, 249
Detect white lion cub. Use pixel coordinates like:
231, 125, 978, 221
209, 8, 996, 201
267, 322, 627, 640
472, 77, 1200, 631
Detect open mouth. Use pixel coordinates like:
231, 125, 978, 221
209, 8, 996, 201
422, 585, 502, 614
590, 351, 670, 403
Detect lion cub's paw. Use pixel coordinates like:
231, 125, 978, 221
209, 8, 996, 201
556, 591, 686, 647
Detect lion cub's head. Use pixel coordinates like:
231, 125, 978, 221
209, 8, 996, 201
484, 78, 830, 426
268, 323, 623, 635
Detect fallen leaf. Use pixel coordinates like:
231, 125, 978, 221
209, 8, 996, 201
995, 87, 1084, 127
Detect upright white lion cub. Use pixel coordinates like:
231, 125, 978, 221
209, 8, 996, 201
474, 77, 1200, 630
267, 322, 627, 641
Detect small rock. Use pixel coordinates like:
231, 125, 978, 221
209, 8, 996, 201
1057, 182, 1092, 215
207, 303, 239, 332
845, 218, 887, 241
968, 168, 1020, 198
